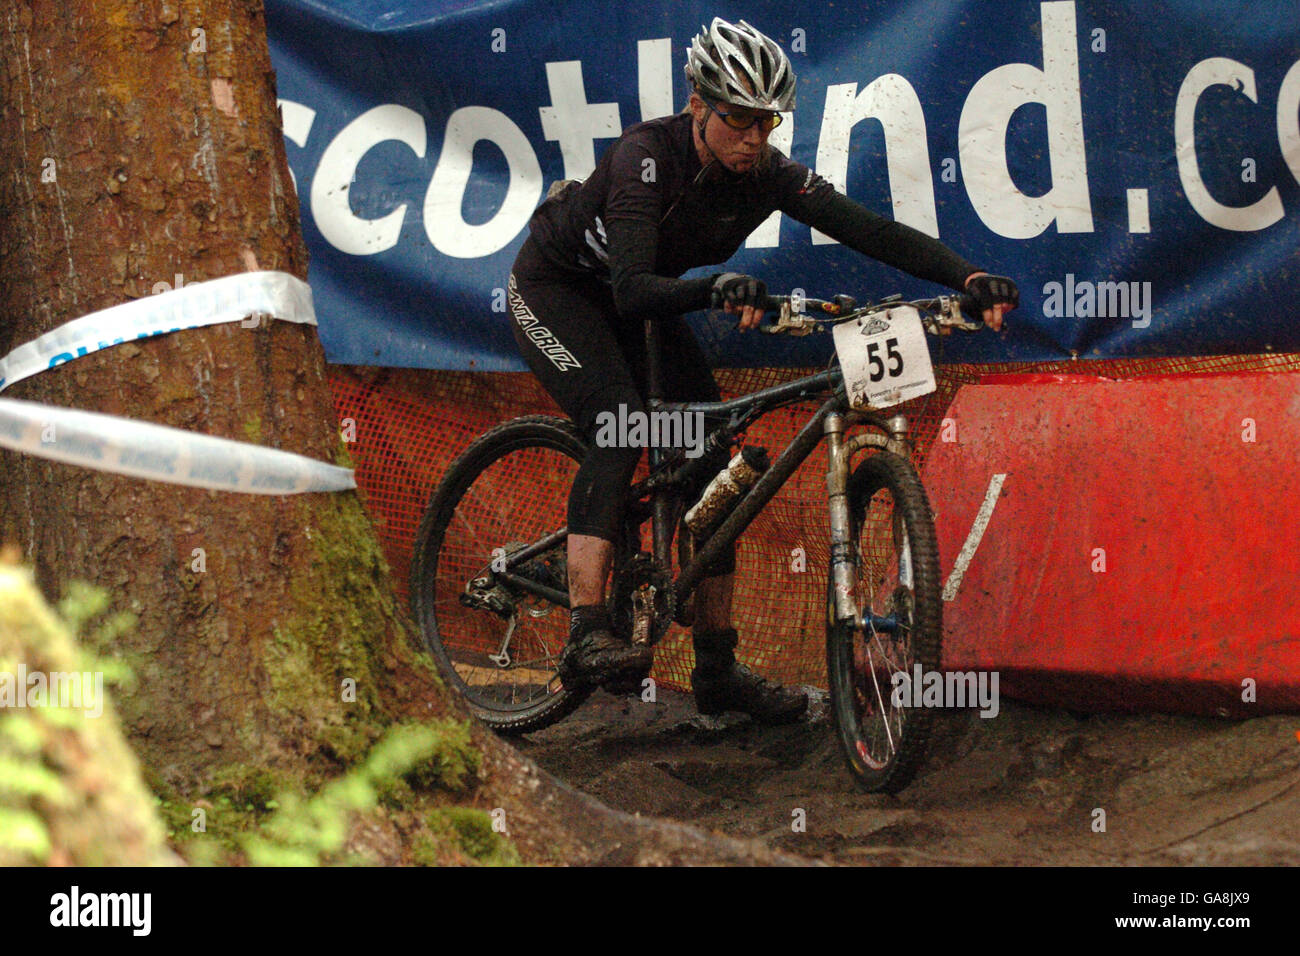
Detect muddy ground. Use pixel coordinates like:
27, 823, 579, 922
512, 686, 1300, 866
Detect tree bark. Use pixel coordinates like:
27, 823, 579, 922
0, 0, 456, 794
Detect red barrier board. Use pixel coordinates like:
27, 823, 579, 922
924, 371, 1300, 715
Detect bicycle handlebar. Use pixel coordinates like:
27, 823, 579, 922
755, 291, 986, 336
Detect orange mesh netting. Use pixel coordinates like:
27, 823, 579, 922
328, 352, 1300, 693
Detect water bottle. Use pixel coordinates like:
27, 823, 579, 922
683, 445, 770, 536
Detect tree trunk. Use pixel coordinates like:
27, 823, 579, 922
0, 0, 457, 794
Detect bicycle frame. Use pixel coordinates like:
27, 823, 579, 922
489, 316, 920, 632
642, 318, 914, 627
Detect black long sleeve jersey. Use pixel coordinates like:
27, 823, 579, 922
525, 110, 977, 317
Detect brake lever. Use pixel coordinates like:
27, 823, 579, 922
922, 295, 984, 335
759, 299, 819, 335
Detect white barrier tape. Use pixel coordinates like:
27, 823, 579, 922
0, 398, 355, 494
0, 271, 315, 393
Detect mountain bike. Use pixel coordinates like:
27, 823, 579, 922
410, 290, 986, 793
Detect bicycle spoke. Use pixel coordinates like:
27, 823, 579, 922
863, 639, 896, 757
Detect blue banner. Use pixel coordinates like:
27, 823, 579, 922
266, 0, 1300, 368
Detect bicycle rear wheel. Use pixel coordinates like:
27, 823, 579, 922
410, 415, 590, 734
826, 451, 942, 793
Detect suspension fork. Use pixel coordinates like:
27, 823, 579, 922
825, 411, 913, 626
825, 413, 858, 626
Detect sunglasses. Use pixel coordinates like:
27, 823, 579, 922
703, 97, 783, 132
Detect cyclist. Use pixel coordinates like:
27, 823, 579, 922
509, 17, 1018, 722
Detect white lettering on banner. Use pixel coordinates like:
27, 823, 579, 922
814, 75, 939, 242
539, 61, 622, 181
942, 473, 1007, 602
312, 104, 426, 255
276, 99, 316, 194
637, 38, 675, 121
424, 106, 542, 258
1175, 58, 1284, 231
959, 0, 1093, 238
1280, 59, 1300, 189
279, 4, 1299, 263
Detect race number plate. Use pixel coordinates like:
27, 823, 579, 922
833, 305, 936, 410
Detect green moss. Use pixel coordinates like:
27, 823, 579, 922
427, 806, 520, 866
374, 774, 414, 810
251, 488, 449, 777
410, 832, 445, 866
242, 413, 263, 444
259, 498, 391, 749
209, 766, 286, 812
404, 718, 480, 794
334, 435, 356, 469
240, 722, 464, 866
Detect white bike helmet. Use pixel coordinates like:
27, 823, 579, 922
685, 17, 796, 112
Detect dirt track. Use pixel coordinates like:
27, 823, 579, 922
512, 686, 1300, 865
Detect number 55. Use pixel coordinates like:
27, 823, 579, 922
867, 337, 905, 382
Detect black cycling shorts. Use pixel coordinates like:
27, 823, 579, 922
508, 236, 734, 574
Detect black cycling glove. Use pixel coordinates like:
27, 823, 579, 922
964, 274, 1020, 313
711, 272, 767, 311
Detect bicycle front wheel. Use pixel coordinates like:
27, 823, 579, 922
826, 451, 942, 794
410, 415, 590, 734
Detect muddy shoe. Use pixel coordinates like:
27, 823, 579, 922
559, 630, 654, 692
692, 628, 807, 724
599, 653, 655, 697
559, 605, 654, 693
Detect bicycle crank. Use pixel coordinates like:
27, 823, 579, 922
611, 552, 675, 647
